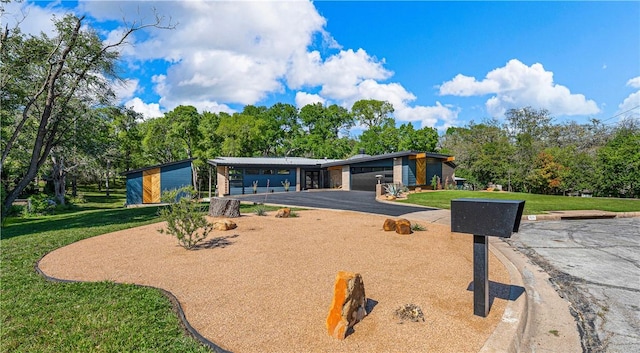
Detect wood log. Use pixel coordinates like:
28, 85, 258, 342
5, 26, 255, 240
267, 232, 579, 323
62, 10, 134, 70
208, 198, 240, 218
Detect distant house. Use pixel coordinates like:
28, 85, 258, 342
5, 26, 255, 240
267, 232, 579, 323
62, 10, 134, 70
209, 151, 455, 196
121, 159, 194, 206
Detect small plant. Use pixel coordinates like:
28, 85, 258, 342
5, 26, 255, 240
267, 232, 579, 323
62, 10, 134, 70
282, 179, 290, 192
254, 205, 268, 216
157, 187, 213, 250
252, 180, 258, 194
431, 175, 438, 190
23, 193, 56, 216
384, 183, 403, 197
411, 223, 426, 231
289, 210, 299, 218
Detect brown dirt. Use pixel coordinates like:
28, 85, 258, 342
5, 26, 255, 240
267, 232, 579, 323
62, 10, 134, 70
38, 209, 510, 353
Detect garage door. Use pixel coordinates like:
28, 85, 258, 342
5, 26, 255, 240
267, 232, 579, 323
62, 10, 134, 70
351, 167, 393, 191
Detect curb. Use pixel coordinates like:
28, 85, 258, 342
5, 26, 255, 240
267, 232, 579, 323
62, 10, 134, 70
479, 238, 529, 353
483, 238, 582, 353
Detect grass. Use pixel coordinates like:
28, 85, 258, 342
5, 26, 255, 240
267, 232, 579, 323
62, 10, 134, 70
0, 189, 211, 353
399, 190, 640, 215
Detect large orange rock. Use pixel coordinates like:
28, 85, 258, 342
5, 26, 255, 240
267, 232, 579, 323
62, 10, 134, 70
326, 271, 367, 340
213, 218, 237, 231
383, 218, 397, 231
275, 208, 291, 218
395, 219, 412, 235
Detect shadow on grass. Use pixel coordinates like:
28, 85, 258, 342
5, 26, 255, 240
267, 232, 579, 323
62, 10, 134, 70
1, 206, 161, 240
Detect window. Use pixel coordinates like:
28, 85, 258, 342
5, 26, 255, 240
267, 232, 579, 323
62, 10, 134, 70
262, 169, 275, 175
277, 169, 291, 175
245, 169, 259, 175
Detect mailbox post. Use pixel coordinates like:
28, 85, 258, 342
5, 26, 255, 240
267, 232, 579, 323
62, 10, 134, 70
451, 199, 525, 317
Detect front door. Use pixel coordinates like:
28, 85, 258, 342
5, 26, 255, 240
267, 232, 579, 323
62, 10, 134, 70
305, 171, 320, 189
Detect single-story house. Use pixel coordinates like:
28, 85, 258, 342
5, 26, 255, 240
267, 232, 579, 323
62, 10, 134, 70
121, 159, 195, 205
209, 151, 455, 197
122, 151, 456, 204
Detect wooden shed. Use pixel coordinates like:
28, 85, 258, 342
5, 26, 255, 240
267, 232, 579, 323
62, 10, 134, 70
121, 159, 194, 206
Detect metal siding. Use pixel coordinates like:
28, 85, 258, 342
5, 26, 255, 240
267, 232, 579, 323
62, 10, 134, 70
407, 159, 417, 186
126, 172, 143, 205
426, 158, 443, 186
160, 161, 193, 195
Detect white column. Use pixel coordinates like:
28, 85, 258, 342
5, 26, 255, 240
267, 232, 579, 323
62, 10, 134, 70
341, 165, 350, 191
393, 157, 403, 185
296, 167, 301, 191
216, 166, 228, 197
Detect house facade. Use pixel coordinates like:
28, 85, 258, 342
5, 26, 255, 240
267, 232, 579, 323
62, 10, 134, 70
209, 151, 455, 197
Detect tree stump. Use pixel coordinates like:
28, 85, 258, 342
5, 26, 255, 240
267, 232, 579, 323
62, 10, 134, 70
208, 198, 240, 218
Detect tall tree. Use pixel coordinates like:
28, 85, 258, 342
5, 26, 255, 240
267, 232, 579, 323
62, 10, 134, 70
0, 13, 171, 215
351, 99, 394, 128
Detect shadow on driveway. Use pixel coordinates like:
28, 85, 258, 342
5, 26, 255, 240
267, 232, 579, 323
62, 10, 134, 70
230, 190, 436, 217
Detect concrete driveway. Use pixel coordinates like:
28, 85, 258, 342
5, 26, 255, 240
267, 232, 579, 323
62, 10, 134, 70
507, 217, 640, 353
229, 190, 436, 217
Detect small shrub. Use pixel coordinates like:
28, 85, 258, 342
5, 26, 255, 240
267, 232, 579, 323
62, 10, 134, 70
157, 187, 213, 250
254, 205, 268, 216
282, 179, 290, 191
411, 223, 426, 231
289, 210, 299, 218
384, 183, 403, 197
431, 175, 438, 190
23, 193, 56, 216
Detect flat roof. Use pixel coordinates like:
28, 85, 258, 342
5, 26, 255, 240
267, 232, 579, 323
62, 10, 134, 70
120, 158, 195, 176
321, 151, 453, 167
208, 157, 341, 168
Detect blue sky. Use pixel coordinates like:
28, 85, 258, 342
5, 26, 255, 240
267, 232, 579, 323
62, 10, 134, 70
4, 1, 639, 131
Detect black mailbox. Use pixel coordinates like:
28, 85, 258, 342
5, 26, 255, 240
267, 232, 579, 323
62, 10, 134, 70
450, 198, 525, 317
451, 199, 525, 238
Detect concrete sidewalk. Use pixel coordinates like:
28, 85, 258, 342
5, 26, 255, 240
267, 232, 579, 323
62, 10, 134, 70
401, 208, 639, 353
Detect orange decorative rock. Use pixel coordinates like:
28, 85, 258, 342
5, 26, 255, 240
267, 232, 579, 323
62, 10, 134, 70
395, 219, 412, 235
275, 208, 291, 218
212, 219, 237, 231
383, 218, 397, 231
326, 271, 367, 340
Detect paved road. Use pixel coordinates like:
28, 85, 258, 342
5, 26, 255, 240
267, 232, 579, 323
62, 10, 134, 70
229, 190, 436, 217
507, 218, 640, 353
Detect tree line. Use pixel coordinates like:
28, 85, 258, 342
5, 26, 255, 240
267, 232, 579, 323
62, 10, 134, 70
439, 107, 639, 198
1, 13, 638, 218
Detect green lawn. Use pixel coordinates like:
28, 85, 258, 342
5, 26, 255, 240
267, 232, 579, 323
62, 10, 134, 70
399, 190, 640, 215
0, 190, 213, 353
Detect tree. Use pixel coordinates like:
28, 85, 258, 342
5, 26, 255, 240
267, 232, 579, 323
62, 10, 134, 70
504, 107, 553, 192
351, 99, 394, 128
527, 151, 566, 195
397, 123, 438, 152
596, 120, 640, 198
298, 103, 354, 158
1, 13, 171, 216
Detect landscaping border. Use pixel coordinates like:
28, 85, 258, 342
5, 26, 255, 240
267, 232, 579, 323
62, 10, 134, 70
35, 253, 230, 353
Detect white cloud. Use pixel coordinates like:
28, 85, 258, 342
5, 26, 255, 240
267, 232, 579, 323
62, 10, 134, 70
1, 1, 62, 37
627, 76, 640, 89
123, 97, 163, 120
113, 78, 139, 102
617, 76, 640, 119
439, 59, 600, 118
82, 0, 327, 107
295, 92, 325, 108
395, 102, 460, 131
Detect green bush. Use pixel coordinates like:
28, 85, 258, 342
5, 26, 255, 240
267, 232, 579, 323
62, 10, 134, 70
157, 187, 213, 250
253, 205, 268, 216
23, 193, 56, 216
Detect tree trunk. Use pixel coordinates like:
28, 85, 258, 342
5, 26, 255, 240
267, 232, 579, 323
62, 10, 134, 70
105, 160, 110, 197
51, 154, 66, 205
208, 198, 240, 218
